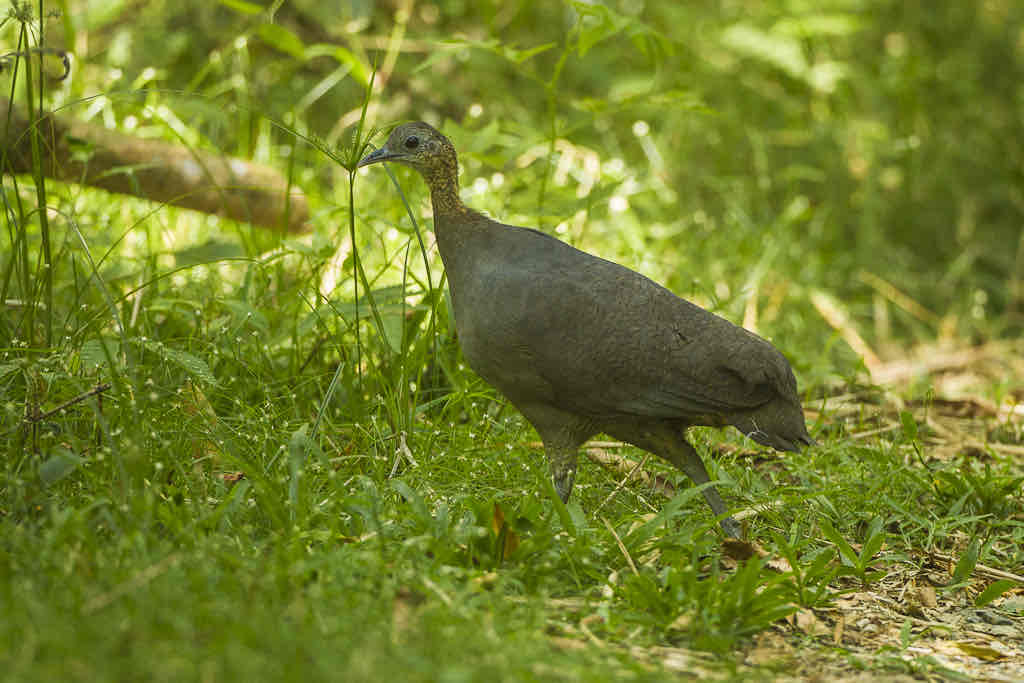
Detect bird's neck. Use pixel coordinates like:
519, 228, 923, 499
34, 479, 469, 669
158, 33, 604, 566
426, 173, 491, 282
426, 171, 468, 218
430, 185, 467, 217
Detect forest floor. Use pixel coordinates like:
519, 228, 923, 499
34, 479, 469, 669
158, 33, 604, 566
566, 339, 1024, 680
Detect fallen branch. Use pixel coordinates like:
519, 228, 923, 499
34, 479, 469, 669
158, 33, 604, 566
1, 96, 308, 232
870, 343, 1007, 385
930, 551, 1024, 585
810, 289, 882, 372
585, 447, 676, 499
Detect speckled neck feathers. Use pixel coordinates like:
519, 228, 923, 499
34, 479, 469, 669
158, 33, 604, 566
421, 141, 466, 217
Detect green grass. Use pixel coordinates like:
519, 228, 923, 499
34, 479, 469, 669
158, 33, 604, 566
2, 171, 1020, 677
3, 1, 1023, 679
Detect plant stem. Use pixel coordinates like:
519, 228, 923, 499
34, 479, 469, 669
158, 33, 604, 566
23, 10, 52, 347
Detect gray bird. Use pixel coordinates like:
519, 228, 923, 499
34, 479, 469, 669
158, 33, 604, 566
359, 121, 813, 537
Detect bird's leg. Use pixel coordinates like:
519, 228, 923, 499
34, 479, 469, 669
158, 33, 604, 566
662, 439, 741, 538
605, 422, 742, 538
546, 445, 578, 502
516, 404, 592, 504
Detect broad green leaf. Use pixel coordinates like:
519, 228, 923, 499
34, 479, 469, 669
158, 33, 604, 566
306, 44, 371, 86
570, 0, 673, 58
951, 538, 981, 584
862, 570, 886, 584
819, 518, 858, 567
504, 42, 558, 63
899, 618, 913, 648
625, 483, 708, 546
570, 1, 633, 57
567, 502, 586, 534
975, 579, 1018, 607
721, 24, 806, 78
173, 239, 245, 267
391, 480, 429, 521
955, 642, 1008, 661
541, 474, 576, 538
145, 341, 217, 386
40, 449, 84, 486
381, 313, 404, 353
807, 547, 837, 577
257, 23, 306, 60
221, 299, 270, 334
219, 0, 264, 15
899, 410, 918, 441
860, 517, 886, 563
79, 337, 119, 371
721, 23, 846, 92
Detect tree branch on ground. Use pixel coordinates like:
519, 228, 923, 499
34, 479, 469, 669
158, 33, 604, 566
1, 96, 309, 232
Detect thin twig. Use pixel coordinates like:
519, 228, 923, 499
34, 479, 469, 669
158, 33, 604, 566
857, 270, 941, 325
27, 382, 112, 423
83, 553, 180, 614
930, 552, 1024, 584
811, 289, 882, 372
602, 517, 638, 576
579, 614, 606, 648
421, 577, 453, 607
849, 423, 901, 440
587, 448, 673, 501
594, 452, 650, 515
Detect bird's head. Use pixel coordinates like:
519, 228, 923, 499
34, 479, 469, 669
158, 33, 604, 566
357, 121, 458, 182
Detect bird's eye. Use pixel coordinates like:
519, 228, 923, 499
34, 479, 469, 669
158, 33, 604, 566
404, 136, 420, 150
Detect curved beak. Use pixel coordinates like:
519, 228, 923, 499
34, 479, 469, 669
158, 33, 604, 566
357, 146, 399, 168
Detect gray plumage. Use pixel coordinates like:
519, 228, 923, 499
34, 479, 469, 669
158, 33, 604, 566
359, 121, 812, 537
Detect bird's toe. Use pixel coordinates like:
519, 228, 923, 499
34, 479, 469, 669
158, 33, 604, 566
552, 466, 576, 503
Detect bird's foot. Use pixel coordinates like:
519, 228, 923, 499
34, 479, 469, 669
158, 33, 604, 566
551, 463, 577, 503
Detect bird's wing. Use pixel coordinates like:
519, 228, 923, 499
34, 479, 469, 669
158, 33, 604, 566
533, 249, 788, 418
481, 224, 793, 421
603, 352, 785, 419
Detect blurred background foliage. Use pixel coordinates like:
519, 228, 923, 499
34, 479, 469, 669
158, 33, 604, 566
5, 0, 1024, 368
3, 4, 1023, 671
